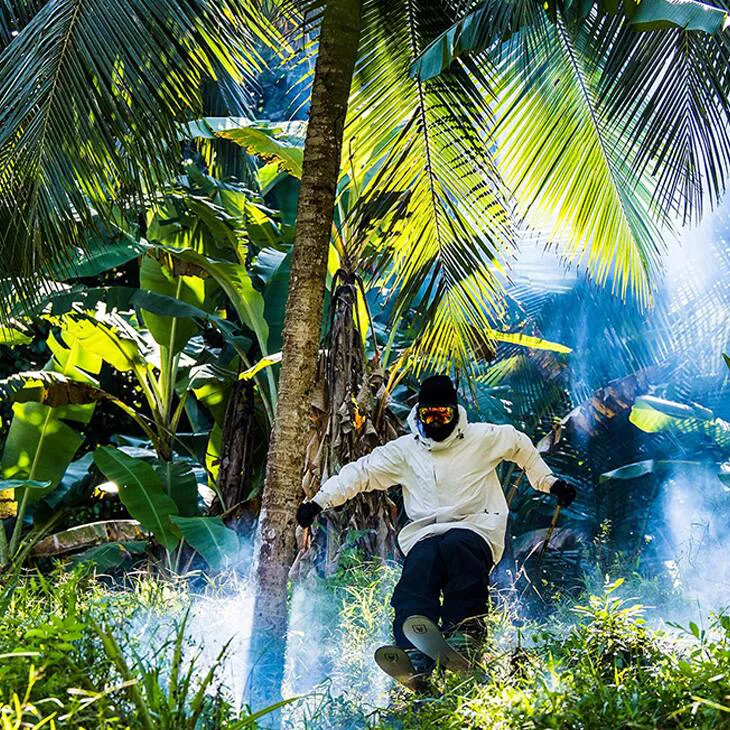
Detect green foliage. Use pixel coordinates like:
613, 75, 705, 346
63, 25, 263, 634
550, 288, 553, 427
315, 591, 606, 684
157, 460, 199, 518
0, 324, 31, 346
139, 255, 206, 356
2, 559, 730, 729
0, 567, 292, 728
0, 0, 279, 291
71, 540, 148, 571
629, 0, 729, 32
186, 117, 306, 179
343, 0, 516, 374
362, 577, 730, 730
169, 515, 240, 570
0, 143, 290, 569
1, 324, 103, 509
158, 247, 270, 357
93, 446, 182, 553
1, 403, 84, 500
92, 447, 239, 569
629, 395, 730, 450
413, 0, 729, 81
406, 0, 730, 319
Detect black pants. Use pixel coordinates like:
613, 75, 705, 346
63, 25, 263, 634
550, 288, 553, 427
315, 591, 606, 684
391, 528, 494, 648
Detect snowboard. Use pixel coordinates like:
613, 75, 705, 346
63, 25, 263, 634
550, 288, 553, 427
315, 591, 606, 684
374, 645, 432, 693
403, 615, 471, 673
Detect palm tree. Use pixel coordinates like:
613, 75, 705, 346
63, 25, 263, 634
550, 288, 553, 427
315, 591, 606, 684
0, 0, 274, 292
249, 0, 730, 705
244, 0, 364, 709
251, 0, 730, 682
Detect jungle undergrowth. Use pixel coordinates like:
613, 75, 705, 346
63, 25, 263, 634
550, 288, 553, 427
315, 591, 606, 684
1, 557, 729, 729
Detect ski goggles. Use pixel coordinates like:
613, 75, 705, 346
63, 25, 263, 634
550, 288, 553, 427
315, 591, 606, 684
417, 405, 456, 426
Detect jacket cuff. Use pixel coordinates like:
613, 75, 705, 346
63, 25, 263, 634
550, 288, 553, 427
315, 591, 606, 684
543, 474, 558, 492
312, 491, 329, 510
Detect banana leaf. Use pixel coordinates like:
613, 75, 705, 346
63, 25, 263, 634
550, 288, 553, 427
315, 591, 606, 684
155, 459, 199, 517
205, 422, 223, 485
0, 324, 105, 507
169, 515, 239, 569
139, 255, 206, 355
1, 402, 84, 503
0, 479, 52, 489
629, 396, 730, 449
93, 447, 181, 552
162, 248, 268, 353
184, 117, 305, 178
259, 248, 292, 353
0, 324, 31, 345
61, 316, 143, 373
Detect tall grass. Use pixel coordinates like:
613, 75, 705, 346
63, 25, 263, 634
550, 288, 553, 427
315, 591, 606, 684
366, 578, 730, 730
0, 567, 291, 728
1, 561, 728, 729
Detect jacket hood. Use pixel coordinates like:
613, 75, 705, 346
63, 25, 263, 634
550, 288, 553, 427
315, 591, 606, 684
407, 404, 469, 451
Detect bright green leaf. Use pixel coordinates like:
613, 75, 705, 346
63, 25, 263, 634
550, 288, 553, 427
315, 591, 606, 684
239, 353, 282, 381
169, 515, 239, 569
139, 255, 206, 355
93, 447, 180, 552
185, 117, 305, 178
0, 402, 84, 502
0, 325, 31, 346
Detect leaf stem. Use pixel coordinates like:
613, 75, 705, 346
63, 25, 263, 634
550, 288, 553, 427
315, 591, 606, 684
8, 488, 30, 557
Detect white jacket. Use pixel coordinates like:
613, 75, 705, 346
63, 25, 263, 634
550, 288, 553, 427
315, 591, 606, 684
312, 405, 557, 562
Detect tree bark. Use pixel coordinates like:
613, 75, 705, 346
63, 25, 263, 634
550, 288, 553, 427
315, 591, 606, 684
245, 0, 363, 710
212, 376, 256, 531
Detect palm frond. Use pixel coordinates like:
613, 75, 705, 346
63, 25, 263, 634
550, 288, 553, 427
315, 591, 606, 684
589, 11, 730, 223
411, 0, 729, 79
414, 0, 730, 228
627, 0, 729, 32
490, 18, 670, 305
411, 0, 542, 81
0, 0, 44, 51
0, 0, 279, 303
342, 0, 518, 373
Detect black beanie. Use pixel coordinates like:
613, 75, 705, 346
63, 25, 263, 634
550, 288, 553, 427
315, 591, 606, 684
418, 375, 458, 408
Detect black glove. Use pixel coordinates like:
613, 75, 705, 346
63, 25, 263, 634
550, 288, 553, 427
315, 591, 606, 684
550, 479, 576, 507
296, 501, 322, 528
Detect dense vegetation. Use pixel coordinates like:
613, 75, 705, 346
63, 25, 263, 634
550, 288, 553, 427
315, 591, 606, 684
2, 562, 729, 728
2, 0, 730, 727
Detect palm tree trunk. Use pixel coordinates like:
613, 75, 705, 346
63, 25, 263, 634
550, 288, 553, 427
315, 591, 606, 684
245, 0, 363, 709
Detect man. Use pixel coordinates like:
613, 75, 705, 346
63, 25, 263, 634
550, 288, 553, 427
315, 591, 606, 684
296, 374, 576, 674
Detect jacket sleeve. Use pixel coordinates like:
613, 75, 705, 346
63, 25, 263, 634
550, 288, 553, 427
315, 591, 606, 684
311, 438, 404, 510
491, 424, 557, 493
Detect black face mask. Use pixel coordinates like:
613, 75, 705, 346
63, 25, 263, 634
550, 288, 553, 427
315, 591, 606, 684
418, 409, 459, 442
